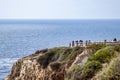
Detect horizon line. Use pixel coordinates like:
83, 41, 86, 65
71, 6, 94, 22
0, 18, 120, 21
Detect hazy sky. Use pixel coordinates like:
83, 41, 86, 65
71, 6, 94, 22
0, 0, 120, 19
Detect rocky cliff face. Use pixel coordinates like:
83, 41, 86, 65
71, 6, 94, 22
5, 44, 120, 80
5, 47, 84, 80
71, 49, 92, 67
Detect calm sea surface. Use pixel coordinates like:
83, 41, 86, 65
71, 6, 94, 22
0, 20, 120, 79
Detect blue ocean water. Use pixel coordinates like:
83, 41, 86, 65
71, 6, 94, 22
0, 19, 120, 79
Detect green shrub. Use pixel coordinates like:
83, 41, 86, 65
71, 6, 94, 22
89, 46, 115, 63
58, 48, 72, 61
98, 59, 120, 80
114, 45, 120, 52
37, 46, 84, 69
37, 47, 84, 68
66, 47, 84, 62
37, 50, 56, 68
67, 65, 82, 80
80, 61, 102, 80
48, 47, 73, 62
87, 43, 106, 53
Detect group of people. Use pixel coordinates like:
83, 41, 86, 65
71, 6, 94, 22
69, 38, 119, 47
69, 40, 91, 47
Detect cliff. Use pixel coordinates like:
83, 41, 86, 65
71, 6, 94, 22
5, 44, 120, 80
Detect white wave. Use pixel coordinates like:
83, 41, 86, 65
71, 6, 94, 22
0, 58, 19, 80
0, 58, 19, 68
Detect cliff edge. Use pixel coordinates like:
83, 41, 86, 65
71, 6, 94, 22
5, 44, 120, 80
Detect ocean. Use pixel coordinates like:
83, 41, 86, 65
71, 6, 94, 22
0, 19, 120, 79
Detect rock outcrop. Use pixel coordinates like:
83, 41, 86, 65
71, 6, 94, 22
5, 44, 120, 80
5, 47, 84, 80
71, 49, 92, 67
5, 51, 66, 80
